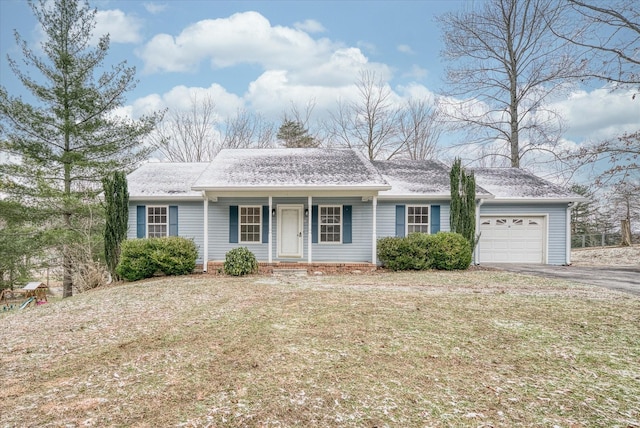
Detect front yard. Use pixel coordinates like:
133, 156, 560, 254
1, 271, 639, 427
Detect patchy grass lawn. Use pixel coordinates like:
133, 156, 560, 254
1, 271, 639, 427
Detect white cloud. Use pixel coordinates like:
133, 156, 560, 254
397, 44, 414, 55
401, 64, 428, 81
93, 9, 142, 44
551, 87, 640, 142
128, 84, 244, 122
138, 11, 340, 74
143, 2, 167, 14
293, 19, 325, 33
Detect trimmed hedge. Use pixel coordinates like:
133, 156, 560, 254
117, 237, 198, 281
377, 232, 471, 271
224, 247, 258, 276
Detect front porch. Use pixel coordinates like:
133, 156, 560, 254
205, 261, 378, 275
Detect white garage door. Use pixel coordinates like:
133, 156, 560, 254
479, 216, 545, 263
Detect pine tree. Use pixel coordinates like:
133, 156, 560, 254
277, 119, 318, 148
0, 0, 161, 297
450, 158, 477, 251
103, 171, 129, 281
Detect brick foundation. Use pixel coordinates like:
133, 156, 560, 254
205, 261, 377, 275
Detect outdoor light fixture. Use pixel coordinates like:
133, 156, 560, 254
305, 209, 309, 217
272, 208, 276, 217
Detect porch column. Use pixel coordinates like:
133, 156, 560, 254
308, 195, 313, 264
268, 196, 273, 263
202, 195, 208, 272
372, 196, 377, 264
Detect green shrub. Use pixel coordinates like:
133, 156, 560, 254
150, 236, 198, 276
377, 232, 471, 271
224, 247, 258, 276
116, 237, 198, 281
116, 239, 156, 281
378, 234, 433, 271
430, 232, 472, 270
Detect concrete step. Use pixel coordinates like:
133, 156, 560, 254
272, 268, 308, 277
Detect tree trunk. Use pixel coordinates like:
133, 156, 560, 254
620, 219, 632, 246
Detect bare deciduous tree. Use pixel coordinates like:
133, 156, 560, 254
560, 0, 640, 88
398, 98, 444, 160
438, 0, 586, 168
327, 70, 403, 160
221, 109, 275, 150
149, 94, 219, 162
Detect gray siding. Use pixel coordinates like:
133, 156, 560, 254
128, 201, 205, 264
208, 197, 375, 263
376, 200, 450, 238
479, 203, 568, 265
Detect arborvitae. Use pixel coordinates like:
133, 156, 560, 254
449, 158, 477, 251
103, 171, 129, 281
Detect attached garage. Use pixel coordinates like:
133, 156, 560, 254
478, 215, 546, 264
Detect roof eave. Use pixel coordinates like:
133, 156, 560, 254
482, 197, 589, 204
128, 195, 204, 202
193, 185, 392, 192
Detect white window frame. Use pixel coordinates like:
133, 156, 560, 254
406, 205, 430, 234
319, 205, 342, 244
147, 205, 169, 238
239, 205, 262, 244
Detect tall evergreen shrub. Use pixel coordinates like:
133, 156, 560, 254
103, 171, 129, 281
450, 158, 478, 251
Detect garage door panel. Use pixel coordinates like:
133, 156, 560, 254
479, 216, 545, 264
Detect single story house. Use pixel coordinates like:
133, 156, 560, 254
126, 148, 585, 272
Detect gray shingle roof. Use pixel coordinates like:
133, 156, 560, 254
471, 167, 584, 201
127, 162, 209, 199
192, 148, 390, 190
373, 159, 491, 198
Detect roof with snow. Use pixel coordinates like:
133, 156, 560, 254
192, 148, 390, 191
373, 159, 492, 199
471, 167, 585, 201
127, 162, 209, 199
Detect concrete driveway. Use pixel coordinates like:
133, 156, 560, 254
485, 264, 640, 296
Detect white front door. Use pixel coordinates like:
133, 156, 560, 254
278, 205, 303, 258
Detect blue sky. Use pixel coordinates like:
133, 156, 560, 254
1, 0, 639, 176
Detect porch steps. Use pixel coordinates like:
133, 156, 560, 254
272, 268, 308, 277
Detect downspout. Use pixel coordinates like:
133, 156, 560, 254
308, 196, 313, 264
566, 202, 576, 265
268, 196, 273, 264
202, 192, 208, 272
372, 196, 378, 265
474, 198, 484, 265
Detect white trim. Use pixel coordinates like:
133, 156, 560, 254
203, 190, 381, 199
308, 196, 313, 264
268, 196, 273, 264
130, 196, 203, 202
146, 205, 169, 238
481, 198, 587, 204
239, 205, 262, 244
192, 185, 389, 192
566, 202, 576, 265
203, 198, 208, 272
372, 196, 377, 264
318, 205, 343, 244
406, 204, 431, 235
277, 204, 304, 258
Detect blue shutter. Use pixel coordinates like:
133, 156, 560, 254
136, 205, 146, 238
343, 205, 352, 244
431, 205, 440, 234
262, 205, 269, 244
229, 206, 238, 243
395, 205, 405, 237
311, 205, 318, 244
169, 206, 178, 236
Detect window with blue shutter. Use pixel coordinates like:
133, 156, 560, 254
395, 205, 406, 237
431, 205, 441, 234
343, 205, 352, 244
229, 205, 238, 243
169, 206, 178, 236
262, 205, 269, 243
311, 205, 318, 243
136, 205, 146, 238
